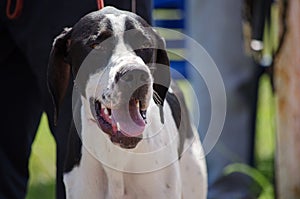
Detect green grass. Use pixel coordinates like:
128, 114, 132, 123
26, 114, 56, 199
224, 163, 274, 199
255, 74, 276, 181
254, 74, 276, 198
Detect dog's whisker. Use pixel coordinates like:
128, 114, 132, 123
153, 91, 163, 105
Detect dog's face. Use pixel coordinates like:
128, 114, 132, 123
48, 7, 170, 149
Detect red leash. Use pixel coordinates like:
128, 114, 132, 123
97, 0, 104, 10
6, 0, 23, 19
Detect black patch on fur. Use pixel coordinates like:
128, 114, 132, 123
124, 17, 155, 65
152, 48, 170, 106
125, 18, 136, 31
64, 120, 82, 173
64, 90, 83, 173
166, 92, 181, 129
68, 15, 116, 98
166, 82, 194, 157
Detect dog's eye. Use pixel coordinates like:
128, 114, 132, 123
90, 43, 101, 49
98, 31, 113, 41
90, 31, 114, 49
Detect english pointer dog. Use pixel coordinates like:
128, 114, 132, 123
48, 6, 207, 199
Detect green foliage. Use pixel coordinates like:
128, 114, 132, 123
26, 114, 56, 199
225, 74, 276, 199
224, 163, 274, 199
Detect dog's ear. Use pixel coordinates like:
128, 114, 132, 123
151, 36, 171, 124
47, 28, 72, 125
152, 37, 171, 107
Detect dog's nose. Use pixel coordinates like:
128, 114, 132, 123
115, 68, 150, 86
114, 67, 151, 101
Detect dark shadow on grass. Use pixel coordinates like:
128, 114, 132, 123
26, 181, 55, 199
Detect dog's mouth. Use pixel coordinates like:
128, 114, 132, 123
95, 99, 147, 149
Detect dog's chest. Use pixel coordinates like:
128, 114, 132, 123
64, 147, 182, 199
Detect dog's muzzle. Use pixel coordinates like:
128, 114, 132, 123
95, 65, 152, 149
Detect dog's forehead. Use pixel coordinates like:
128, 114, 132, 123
71, 6, 150, 40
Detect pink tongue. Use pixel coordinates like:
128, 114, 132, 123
111, 100, 145, 137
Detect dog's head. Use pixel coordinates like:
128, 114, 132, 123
48, 7, 170, 149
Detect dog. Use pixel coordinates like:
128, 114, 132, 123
48, 6, 207, 199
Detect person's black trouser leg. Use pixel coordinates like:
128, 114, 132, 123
0, 28, 43, 199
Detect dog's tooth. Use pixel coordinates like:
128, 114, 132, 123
109, 115, 112, 119
117, 122, 120, 131
141, 111, 146, 119
136, 101, 140, 108
104, 108, 109, 115
140, 110, 147, 124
